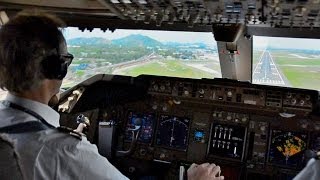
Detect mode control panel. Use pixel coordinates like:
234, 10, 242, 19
212, 111, 250, 124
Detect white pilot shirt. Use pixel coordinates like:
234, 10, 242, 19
0, 94, 129, 180
293, 158, 320, 180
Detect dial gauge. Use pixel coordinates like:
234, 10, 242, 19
156, 115, 190, 151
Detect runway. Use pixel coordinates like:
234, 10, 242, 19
252, 51, 285, 86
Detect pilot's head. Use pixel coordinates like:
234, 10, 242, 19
0, 10, 72, 100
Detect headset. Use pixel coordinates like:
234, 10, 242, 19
41, 53, 73, 80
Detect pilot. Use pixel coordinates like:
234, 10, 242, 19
293, 148, 320, 180
0, 10, 224, 180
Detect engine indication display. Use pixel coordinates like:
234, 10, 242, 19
269, 130, 308, 168
125, 112, 155, 144
156, 115, 190, 151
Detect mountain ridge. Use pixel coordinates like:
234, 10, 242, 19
67, 34, 214, 48
111, 34, 163, 47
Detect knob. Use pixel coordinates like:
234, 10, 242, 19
152, 104, 158, 110
260, 125, 266, 131
129, 167, 136, 173
73, 89, 80, 95
213, 112, 217, 117
301, 123, 308, 129
199, 89, 205, 94
227, 91, 232, 97
300, 100, 304, 106
153, 84, 159, 91
162, 105, 168, 111
184, 90, 189, 95
68, 96, 75, 101
227, 115, 232, 121
160, 85, 165, 91
306, 95, 311, 100
160, 153, 166, 159
242, 117, 248, 122
140, 149, 147, 156
287, 93, 292, 98
173, 98, 181, 105
58, 104, 69, 112
291, 99, 297, 105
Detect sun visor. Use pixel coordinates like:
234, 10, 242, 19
212, 23, 244, 42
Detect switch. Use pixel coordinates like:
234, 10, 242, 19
214, 126, 218, 138
224, 128, 228, 139
212, 140, 216, 147
219, 127, 223, 138
228, 128, 233, 140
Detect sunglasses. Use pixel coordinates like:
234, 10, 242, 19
59, 53, 74, 66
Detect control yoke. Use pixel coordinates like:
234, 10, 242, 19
116, 118, 142, 156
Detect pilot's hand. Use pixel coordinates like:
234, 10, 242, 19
74, 123, 87, 133
187, 163, 224, 180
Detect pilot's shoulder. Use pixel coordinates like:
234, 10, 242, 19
42, 127, 94, 150
56, 126, 83, 140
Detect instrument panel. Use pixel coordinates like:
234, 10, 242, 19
58, 74, 320, 179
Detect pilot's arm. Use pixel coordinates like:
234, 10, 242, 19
34, 135, 129, 180
293, 158, 320, 180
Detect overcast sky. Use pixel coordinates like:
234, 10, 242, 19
63, 27, 216, 45
254, 36, 320, 50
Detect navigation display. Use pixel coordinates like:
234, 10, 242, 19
156, 115, 190, 151
268, 130, 307, 167
253, 36, 320, 91
62, 28, 220, 88
125, 112, 155, 144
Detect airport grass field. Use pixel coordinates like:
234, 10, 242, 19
114, 60, 216, 79
254, 50, 320, 90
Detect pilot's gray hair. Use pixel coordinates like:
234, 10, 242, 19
0, 10, 65, 93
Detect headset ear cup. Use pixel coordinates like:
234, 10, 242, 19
41, 55, 68, 80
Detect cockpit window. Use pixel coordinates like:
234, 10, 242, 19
62, 28, 221, 88
253, 36, 320, 91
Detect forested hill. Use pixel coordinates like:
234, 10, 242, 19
67, 34, 162, 47
68, 37, 111, 45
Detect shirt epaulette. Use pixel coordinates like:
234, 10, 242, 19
57, 126, 83, 140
